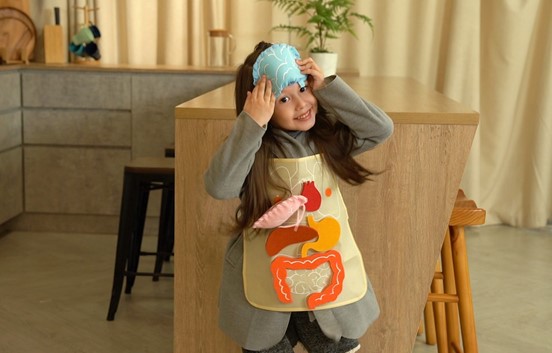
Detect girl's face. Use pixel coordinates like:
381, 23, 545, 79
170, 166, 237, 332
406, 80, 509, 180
271, 83, 318, 131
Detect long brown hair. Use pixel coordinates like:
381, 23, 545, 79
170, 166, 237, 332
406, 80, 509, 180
233, 41, 374, 233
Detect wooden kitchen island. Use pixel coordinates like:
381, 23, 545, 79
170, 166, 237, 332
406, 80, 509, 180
174, 76, 478, 353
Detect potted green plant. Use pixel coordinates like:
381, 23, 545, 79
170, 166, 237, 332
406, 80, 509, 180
267, 0, 373, 75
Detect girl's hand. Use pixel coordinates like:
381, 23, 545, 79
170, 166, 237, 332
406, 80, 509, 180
296, 58, 325, 91
243, 75, 275, 127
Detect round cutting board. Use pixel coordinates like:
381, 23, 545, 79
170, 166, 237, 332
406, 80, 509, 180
0, 7, 36, 63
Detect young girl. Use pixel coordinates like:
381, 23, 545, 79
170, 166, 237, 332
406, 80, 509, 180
205, 42, 394, 353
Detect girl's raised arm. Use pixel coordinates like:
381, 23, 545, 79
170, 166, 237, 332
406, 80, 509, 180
204, 112, 267, 200
315, 76, 393, 153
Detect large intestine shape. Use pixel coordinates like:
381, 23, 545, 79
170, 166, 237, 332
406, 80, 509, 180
253, 195, 308, 229
270, 250, 344, 309
301, 181, 322, 212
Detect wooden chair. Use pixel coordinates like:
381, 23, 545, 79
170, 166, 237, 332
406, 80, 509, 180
423, 189, 486, 353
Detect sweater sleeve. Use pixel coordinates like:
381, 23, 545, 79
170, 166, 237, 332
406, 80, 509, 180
204, 111, 266, 200
314, 75, 394, 154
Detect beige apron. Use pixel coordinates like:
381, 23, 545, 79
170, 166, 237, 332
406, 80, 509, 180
243, 154, 367, 311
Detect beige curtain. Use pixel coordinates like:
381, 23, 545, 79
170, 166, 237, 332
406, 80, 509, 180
476, 1, 552, 227
90, 0, 551, 228
95, 0, 226, 65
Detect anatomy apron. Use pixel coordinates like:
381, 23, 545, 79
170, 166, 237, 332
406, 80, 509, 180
243, 154, 368, 311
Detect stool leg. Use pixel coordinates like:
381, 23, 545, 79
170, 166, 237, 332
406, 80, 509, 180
441, 228, 461, 351
424, 301, 436, 345
166, 183, 175, 262
154, 184, 173, 280
417, 319, 424, 336
124, 182, 150, 294
164, 193, 175, 263
450, 225, 478, 353
432, 261, 449, 353
107, 172, 139, 321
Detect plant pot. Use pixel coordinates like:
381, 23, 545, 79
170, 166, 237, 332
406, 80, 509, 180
309, 52, 338, 77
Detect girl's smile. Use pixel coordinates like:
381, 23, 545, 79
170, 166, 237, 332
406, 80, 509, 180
295, 109, 313, 121
272, 83, 318, 131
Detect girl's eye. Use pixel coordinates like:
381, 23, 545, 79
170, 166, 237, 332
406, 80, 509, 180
279, 96, 290, 103
300, 86, 307, 93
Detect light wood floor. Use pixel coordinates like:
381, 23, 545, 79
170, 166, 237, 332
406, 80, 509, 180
0, 225, 550, 353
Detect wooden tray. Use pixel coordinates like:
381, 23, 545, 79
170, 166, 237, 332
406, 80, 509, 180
0, 7, 36, 64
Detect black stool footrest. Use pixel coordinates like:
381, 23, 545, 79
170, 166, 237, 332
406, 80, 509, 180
125, 271, 174, 278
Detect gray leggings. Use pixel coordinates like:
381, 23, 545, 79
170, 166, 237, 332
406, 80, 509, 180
242, 312, 360, 353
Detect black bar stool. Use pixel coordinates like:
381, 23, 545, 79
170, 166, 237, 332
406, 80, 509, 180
107, 157, 175, 321
164, 143, 175, 158
162, 144, 175, 261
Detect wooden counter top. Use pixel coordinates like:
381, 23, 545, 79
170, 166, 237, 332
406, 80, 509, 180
174, 76, 479, 353
0, 62, 237, 74
176, 76, 478, 125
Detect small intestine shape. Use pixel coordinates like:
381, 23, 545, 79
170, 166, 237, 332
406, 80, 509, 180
252, 195, 308, 230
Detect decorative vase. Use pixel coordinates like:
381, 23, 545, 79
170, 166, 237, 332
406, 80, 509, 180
309, 52, 338, 77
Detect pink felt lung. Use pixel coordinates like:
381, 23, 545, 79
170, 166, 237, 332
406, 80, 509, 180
253, 195, 308, 229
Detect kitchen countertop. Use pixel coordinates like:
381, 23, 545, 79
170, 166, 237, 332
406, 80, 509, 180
0, 62, 237, 74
